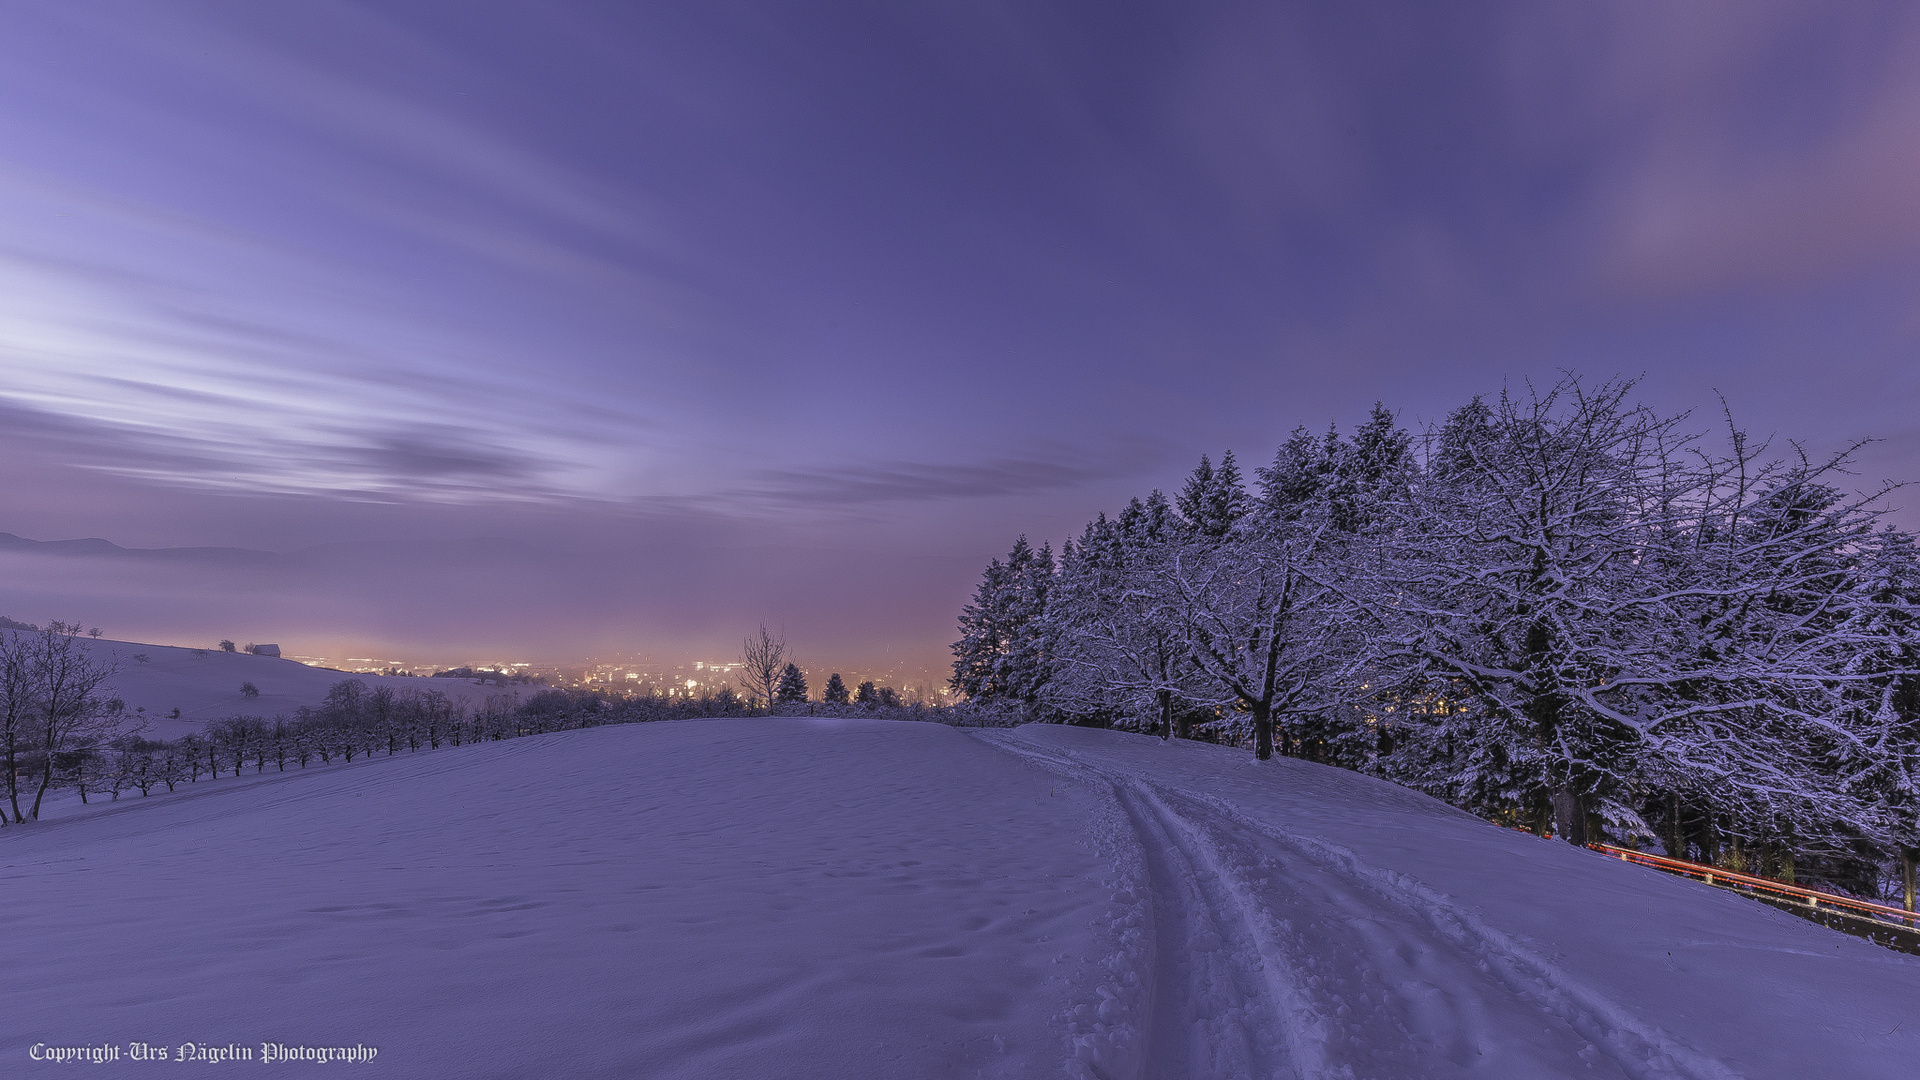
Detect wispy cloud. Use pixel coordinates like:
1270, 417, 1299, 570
747, 456, 1127, 508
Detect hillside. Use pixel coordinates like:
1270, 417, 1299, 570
3, 720, 1916, 1078
73, 636, 506, 739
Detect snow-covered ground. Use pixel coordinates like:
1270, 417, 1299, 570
2, 719, 1914, 1078
72, 636, 504, 739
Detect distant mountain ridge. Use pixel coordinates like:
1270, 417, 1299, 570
0, 532, 547, 568
0, 532, 280, 565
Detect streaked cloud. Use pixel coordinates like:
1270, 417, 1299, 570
2, 1, 1919, 674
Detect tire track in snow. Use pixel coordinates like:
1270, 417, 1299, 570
979, 733, 1311, 1078
1115, 783, 1294, 1079
976, 731, 1741, 1080
1174, 788, 1743, 1080
1140, 784, 1627, 1080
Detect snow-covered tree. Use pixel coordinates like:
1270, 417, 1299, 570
950, 536, 1055, 710
0, 631, 34, 823
1043, 499, 1207, 737
1163, 513, 1355, 760
775, 663, 808, 704
21, 625, 127, 819
1256, 405, 1413, 535
1366, 377, 1894, 846
965, 374, 1920, 900
1176, 452, 1250, 538
1832, 527, 1920, 909
822, 673, 850, 705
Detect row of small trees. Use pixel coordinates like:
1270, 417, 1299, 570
953, 375, 1920, 909
736, 626, 903, 709
53, 682, 698, 803
12, 659, 974, 816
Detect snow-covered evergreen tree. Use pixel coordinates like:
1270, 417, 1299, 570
1043, 504, 1207, 736
775, 663, 808, 704
1255, 427, 1337, 521
1256, 405, 1412, 535
949, 535, 1055, 711
1176, 452, 1250, 538
822, 673, 850, 705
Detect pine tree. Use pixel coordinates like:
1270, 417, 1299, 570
775, 663, 808, 704
950, 536, 1055, 709
855, 680, 878, 704
1430, 395, 1496, 481
1116, 490, 1179, 544
1176, 455, 1214, 524
1177, 452, 1250, 538
951, 551, 1014, 700
822, 673, 850, 704
1256, 428, 1336, 521
1330, 403, 1413, 533
1044, 510, 1204, 736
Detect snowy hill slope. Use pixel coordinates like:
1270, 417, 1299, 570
3, 719, 1916, 1078
71, 637, 504, 739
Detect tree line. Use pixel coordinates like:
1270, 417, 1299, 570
951, 375, 1920, 911
735, 625, 908, 711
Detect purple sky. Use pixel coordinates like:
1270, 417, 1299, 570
4, 2, 1920, 678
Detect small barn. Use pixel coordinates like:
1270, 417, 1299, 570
251, 643, 282, 658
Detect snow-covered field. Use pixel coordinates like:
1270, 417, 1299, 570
2, 719, 1914, 1078
74, 637, 503, 739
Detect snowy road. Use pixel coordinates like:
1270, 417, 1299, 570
2, 718, 1915, 1078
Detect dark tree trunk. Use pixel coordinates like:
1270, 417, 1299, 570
1552, 790, 1588, 846
1903, 848, 1919, 915
1158, 689, 1173, 741
5, 743, 20, 824
1253, 701, 1273, 760
29, 755, 52, 820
